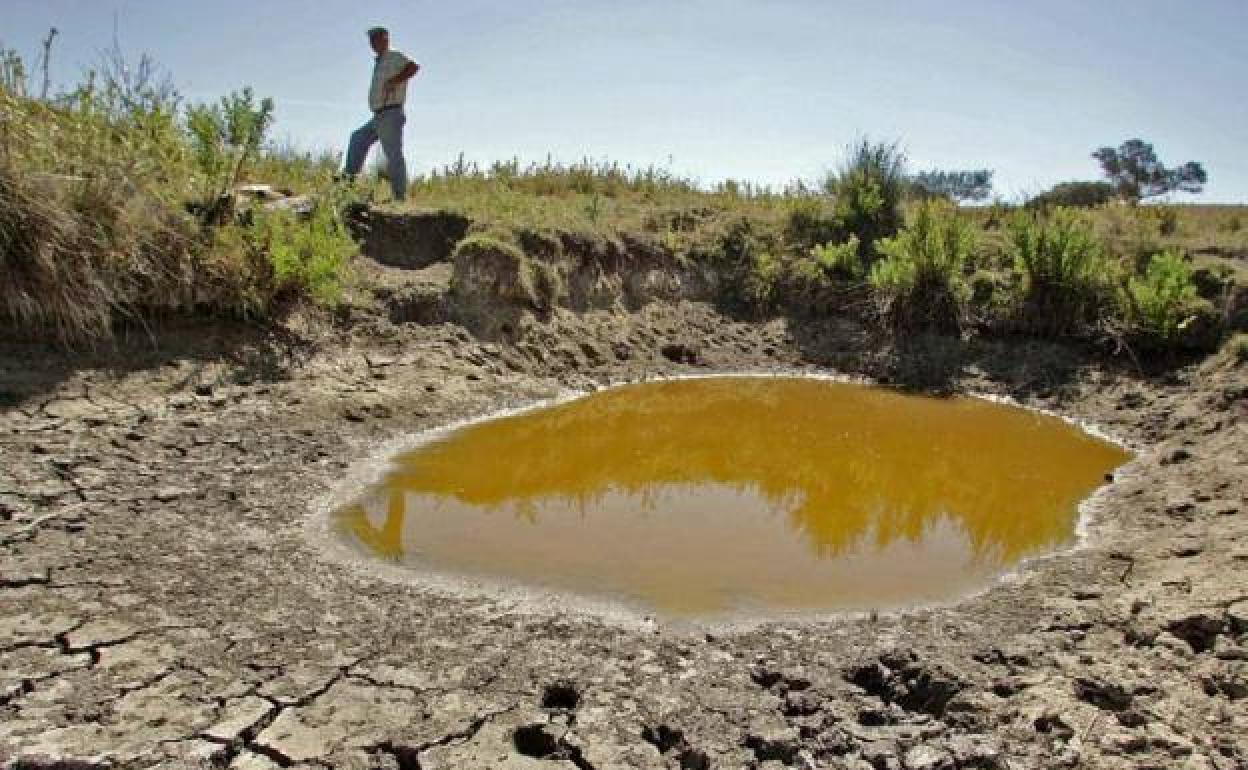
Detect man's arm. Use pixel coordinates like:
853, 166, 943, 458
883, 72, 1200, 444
386, 60, 420, 92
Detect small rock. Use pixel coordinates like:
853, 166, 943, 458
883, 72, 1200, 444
1214, 638, 1248, 661
1227, 601, 1248, 634
154, 486, 191, 502
943, 735, 1002, 767
1115, 709, 1149, 727
1165, 497, 1196, 517
1170, 540, 1205, 557
745, 727, 801, 765
1161, 448, 1193, 465
1108, 729, 1149, 754
858, 739, 901, 769
783, 690, 822, 717
194, 383, 214, 397
903, 744, 953, 770
1202, 661, 1247, 700
1181, 755, 1220, 770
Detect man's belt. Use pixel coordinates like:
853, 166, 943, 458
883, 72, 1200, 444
373, 104, 403, 115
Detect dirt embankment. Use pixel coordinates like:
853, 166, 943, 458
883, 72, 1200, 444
2, 212, 1246, 770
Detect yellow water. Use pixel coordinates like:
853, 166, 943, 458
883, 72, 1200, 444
333, 377, 1130, 618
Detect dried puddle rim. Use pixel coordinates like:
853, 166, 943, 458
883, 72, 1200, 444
330, 376, 1131, 619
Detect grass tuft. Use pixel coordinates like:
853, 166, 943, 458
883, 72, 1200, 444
1006, 207, 1115, 336
870, 200, 976, 333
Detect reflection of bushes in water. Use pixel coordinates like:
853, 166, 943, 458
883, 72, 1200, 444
337, 489, 406, 561
378, 379, 1125, 563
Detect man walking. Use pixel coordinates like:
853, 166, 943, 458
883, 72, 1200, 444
343, 27, 420, 202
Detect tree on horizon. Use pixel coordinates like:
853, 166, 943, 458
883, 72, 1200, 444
1093, 139, 1207, 202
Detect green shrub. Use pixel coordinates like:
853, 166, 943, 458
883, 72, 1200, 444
1006, 207, 1114, 336
187, 88, 276, 220
242, 201, 356, 306
743, 251, 781, 310
783, 197, 838, 251
811, 237, 864, 280
870, 200, 976, 332
712, 218, 783, 314
1123, 250, 1218, 349
825, 139, 907, 259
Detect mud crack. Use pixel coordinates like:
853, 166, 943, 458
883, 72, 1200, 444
374, 703, 519, 770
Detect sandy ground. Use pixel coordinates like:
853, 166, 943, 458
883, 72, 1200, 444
2, 296, 1246, 770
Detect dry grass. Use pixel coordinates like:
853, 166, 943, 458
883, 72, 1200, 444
0, 68, 356, 343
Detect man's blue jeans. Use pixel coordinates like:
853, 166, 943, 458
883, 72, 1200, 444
344, 108, 408, 201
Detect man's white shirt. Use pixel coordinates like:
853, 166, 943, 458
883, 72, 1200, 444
369, 50, 414, 112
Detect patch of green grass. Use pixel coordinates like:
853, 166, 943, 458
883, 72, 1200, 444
1123, 250, 1219, 350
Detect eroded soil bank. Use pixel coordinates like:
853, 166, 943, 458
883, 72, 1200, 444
2, 296, 1246, 770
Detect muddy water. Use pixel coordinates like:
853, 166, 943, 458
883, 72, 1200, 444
333, 377, 1130, 618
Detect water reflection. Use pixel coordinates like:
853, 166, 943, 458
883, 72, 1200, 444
335, 378, 1129, 616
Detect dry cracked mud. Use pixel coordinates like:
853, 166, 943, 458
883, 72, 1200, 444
2, 299, 1246, 770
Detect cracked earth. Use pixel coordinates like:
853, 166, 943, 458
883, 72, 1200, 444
2, 303, 1246, 769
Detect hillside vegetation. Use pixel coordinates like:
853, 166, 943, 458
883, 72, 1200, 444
1, 49, 1245, 357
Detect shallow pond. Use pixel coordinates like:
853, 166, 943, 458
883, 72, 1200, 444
332, 377, 1130, 618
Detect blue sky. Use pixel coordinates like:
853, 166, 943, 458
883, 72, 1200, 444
3, 0, 1246, 201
